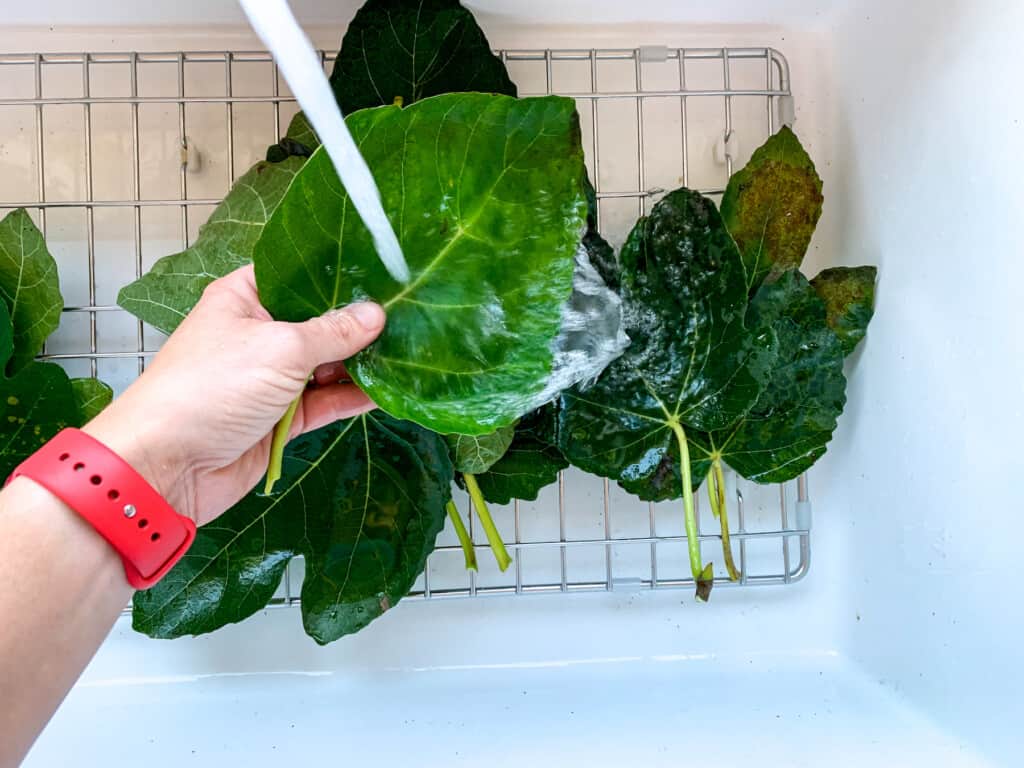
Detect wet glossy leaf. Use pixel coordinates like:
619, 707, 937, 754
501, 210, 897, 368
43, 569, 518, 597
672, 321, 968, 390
0, 303, 77, 478
0, 209, 62, 374
254, 93, 587, 436
132, 412, 453, 644
117, 157, 305, 335
811, 265, 877, 355
559, 188, 775, 495
720, 127, 823, 293
447, 425, 514, 474
70, 378, 114, 423
690, 270, 847, 484
472, 404, 568, 504
330, 0, 516, 114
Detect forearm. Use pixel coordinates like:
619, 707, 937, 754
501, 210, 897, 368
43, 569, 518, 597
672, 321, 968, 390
0, 477, 133, 766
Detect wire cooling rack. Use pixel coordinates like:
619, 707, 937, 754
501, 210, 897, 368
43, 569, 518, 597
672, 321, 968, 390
0, 45, 810, 602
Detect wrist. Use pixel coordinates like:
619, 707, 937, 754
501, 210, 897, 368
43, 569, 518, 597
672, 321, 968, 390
81, 402, 194, 522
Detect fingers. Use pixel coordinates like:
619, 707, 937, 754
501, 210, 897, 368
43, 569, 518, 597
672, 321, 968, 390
313, 360, 349, 386
295, 302, 385, 369
292, 383, 376, 436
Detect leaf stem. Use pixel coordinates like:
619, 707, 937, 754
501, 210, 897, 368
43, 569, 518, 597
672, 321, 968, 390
463, 472, 513, 572
668, 421, 714, 601
446, 500, 478, 571
263, 394, 301, 495
708, 457, 741, 582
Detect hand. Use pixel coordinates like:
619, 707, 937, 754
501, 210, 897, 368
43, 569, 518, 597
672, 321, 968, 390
84, 265, 385, 526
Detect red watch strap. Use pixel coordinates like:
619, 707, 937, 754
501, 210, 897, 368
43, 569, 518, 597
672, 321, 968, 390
6, 428, 196, 589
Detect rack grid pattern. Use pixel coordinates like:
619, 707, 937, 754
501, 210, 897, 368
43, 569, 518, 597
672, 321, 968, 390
0, 45, 810, 604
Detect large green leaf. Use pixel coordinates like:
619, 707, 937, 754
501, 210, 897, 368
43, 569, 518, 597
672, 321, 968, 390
132, 412, 452, 644
117, 157, 305, 335
690, 270, 847, 485
720, 127, 823, 294
329, 0, 516, 114
560, 188, 774, 487
447, 425, 514, 474
811, 265, 877, 356
473, 404, 568, 504
254, 92, 588, 436
558, 188, 774, 597
70, 377, 114, 424
0, 209, 62, 374
0, 302, 78, 478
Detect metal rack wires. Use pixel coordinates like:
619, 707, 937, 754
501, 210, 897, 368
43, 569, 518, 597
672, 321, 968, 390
0, 45, 809, 604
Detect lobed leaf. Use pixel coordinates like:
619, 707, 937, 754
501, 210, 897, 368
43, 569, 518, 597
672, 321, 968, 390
133, 412, 452, 644
690, 270, 847, 485
330, 0, 516, 114
254, 92, 588, 436
559, 188, 775, 497
720, 126, 823, 294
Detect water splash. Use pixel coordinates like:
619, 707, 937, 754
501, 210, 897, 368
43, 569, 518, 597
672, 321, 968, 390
239, 0, 410, 284
532, 240, 630, 407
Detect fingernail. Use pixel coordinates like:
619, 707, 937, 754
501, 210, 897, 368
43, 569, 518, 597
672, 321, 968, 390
344, 302, 385, 331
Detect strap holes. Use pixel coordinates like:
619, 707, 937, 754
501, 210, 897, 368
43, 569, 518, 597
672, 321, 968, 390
90, 475, 102, 485
107, 489, 120, 500
59, 453, 70, 461
73, 462, 85, 471
150, 532, 161, 542
138, 518, 149, 529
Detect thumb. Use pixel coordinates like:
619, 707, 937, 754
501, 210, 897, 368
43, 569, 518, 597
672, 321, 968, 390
296, 302, 386, 368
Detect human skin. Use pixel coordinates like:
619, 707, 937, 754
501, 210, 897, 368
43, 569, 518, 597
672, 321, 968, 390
0, 264, 385, 765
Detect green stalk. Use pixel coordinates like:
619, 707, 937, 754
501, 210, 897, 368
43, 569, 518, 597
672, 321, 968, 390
446, 500, 478, 571
263, 394, 302, 494
668, 421, 714, 601
708, 456, 741, 582
463, 472, 513, 572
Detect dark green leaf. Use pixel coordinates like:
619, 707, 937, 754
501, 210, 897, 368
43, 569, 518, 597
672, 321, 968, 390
447, 425, 515, 474
266, 112, 319, 163
0, 209, 63, 374
810, 265, 877, 356
559, 188, 774, 495
117, 157, 305, 335
720, 126, 823, 294
690, 270, 847, 484
330, 0, 516, 114
132, 412, 453, 644
254, 93, 587, 436
472, 404, 568, 504
70, 378, 114, 424
0, 302, 78, 478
